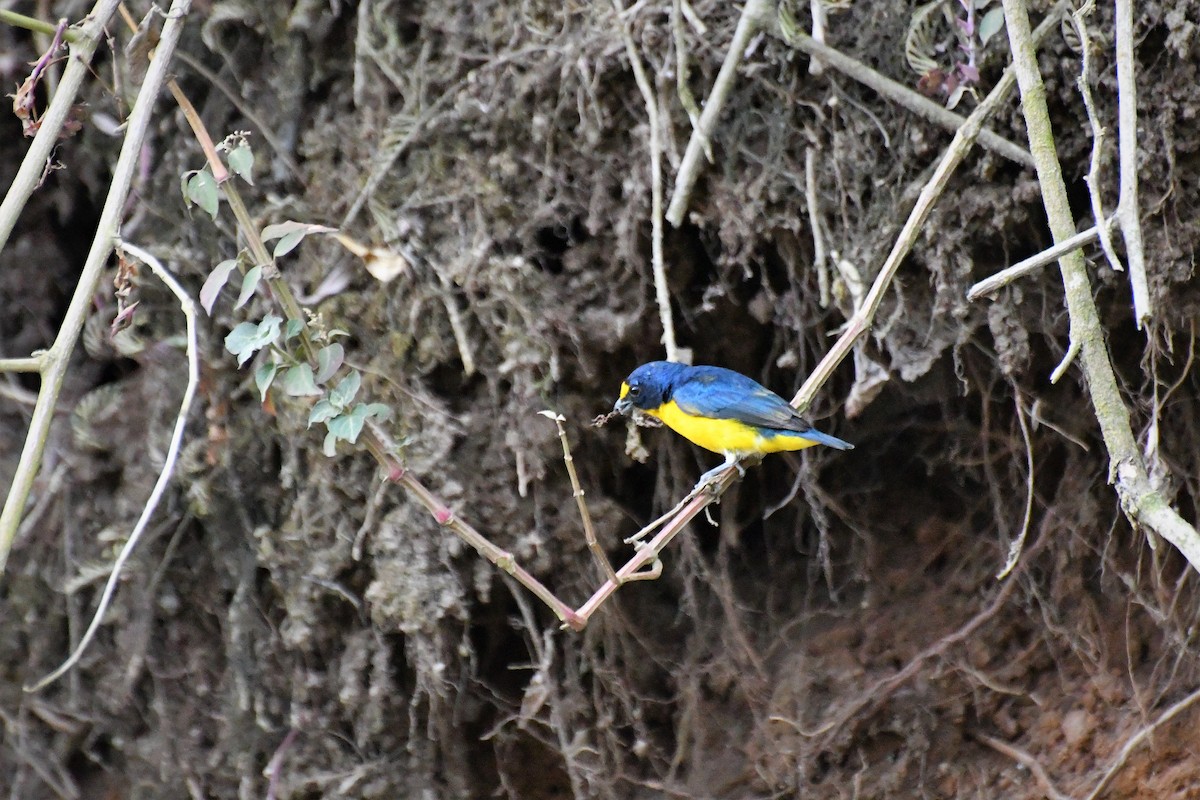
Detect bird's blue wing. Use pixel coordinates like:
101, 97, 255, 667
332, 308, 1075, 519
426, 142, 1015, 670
671, 368, 815, 433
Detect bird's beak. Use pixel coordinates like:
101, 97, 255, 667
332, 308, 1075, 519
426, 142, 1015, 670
613, 383, 633, 415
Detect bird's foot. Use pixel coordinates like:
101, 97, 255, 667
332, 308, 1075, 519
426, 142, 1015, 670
693, 456, 743, 494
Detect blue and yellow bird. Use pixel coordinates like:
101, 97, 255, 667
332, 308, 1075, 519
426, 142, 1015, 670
613, 361, 852, 485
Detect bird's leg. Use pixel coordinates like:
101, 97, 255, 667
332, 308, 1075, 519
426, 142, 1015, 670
694, 452, 741, 493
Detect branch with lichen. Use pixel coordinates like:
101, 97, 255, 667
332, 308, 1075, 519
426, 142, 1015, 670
0, 0, 160, 576
999, 0, 1200, 571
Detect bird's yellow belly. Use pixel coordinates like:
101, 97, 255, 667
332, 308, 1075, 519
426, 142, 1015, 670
651, 401, 817, 455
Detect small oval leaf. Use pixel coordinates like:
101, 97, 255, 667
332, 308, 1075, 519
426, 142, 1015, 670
200, 258, 240, 315
235, 265, 263, 309
315, 344, 344, 383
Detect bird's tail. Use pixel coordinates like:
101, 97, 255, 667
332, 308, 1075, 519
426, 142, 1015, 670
800, 429, 854, 451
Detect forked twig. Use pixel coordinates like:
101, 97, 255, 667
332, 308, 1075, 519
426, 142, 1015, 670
1114, 0, 1151, 327
1001, 0, 1200, 572
1082, 685, 1200, 800
26, 235, 200, 692
973, 732, 1072, 800
612, 0, 681, 362
0, 0, 188, 578
967, 219, 1114, 300
541, 411, 618, 585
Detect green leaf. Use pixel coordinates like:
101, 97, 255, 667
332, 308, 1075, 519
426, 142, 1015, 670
186, 169, 219, 219
235, 265, 262, 309
328, 403, 369, 444
180, 170, 195, 205
255, 358, 279, 402
308, 398, 340, 427
228, 143, 254, 184
978, 7, 1005, 45
315, 343, 344, 383
273, 231, 304, 259
284, 318, 304, 342
362, 402, 392, 421
322, 430, 338, 457
260, 220, 337, 259
281, 364, 321, 396
330, 370, 361, 408
223, 314, 281, 367
199, 258, 240, 315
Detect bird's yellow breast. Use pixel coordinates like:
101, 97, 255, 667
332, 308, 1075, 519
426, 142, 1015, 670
649, 401, 818, 456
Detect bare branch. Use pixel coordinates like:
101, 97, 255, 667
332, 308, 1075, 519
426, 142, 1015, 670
1001, 0, 1200, 571
1115, 0, 1152, 326
25, 230, 201, 692
613, 0, 681, 362
967, 220, 1113, 300
770, 21, 1035, 169
666, 0, 774, 226
0, 0, 122, 254
0, 0, 191, 579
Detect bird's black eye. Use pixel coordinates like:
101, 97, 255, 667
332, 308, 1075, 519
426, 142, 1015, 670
628, 384, 641, 397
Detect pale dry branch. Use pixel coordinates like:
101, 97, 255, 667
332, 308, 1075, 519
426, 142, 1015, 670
770, 19, 1035, 169
974, 732, 1073, 800
1114, 0, 1151, 327
1082, 685, 1200, 800
996, 391, 1036, 579
666, 0, 774, 226
1001, 0, 1200, 573
0, 0, 122, 255
0, 0, 191, 579
612, 0, 681, 362
788, 2, 1067, 415
26, 232, 200, 692
967, 220, 1113, 299
1072, 3, 1125, 277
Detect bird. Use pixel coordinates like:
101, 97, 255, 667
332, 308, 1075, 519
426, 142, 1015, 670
613, 361, 852, 486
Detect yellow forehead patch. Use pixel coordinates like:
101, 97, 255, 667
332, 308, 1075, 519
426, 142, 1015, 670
619, 382, 630, 400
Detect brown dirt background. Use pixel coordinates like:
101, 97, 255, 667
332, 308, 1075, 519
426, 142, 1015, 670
3, 0, 1200, 797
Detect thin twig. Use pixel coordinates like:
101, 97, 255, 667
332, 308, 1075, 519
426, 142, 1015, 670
973, 732, 1072, 800
666, 0, 774, 226
787, 2, 1067, 417
770, 17, 1035, 169
613, 0, 680, 361
1001, 0, 1200, 573
0, 0, 122, 255
542, 411, 618, 585
1072, 3, 1124, 277
0, 0, 187, 579
1114, 0, 1151, 327
25, 234, 199, 692
966, 220, 1114, 300
1081, 686, 1200, 800
996, 389, 1035, 579
805, 147, 830, 307
266, 728, 299, 800
670, 0, 703, 141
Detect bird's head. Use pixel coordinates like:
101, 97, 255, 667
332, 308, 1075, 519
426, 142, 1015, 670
613, 361, 683, 415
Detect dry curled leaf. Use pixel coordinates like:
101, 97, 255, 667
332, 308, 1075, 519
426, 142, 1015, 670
333, 233, 410, 283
